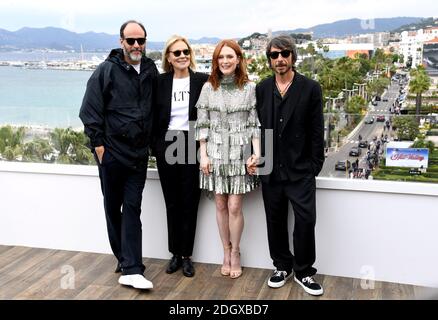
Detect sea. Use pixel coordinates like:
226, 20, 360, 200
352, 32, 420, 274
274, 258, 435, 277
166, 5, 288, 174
0, 51, 107, 129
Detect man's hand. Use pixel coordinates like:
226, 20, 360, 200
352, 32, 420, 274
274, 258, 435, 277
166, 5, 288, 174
95, 146, 105, 164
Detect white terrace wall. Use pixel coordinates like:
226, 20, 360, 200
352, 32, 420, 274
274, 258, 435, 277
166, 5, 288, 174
1, 162, 438, 288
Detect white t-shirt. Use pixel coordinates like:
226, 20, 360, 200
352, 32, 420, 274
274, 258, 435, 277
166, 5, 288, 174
169, 77, 190, 131
131, 63, 141, 74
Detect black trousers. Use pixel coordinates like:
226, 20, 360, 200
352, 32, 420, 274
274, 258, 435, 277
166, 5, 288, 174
261, 174, 317, 279
97, 151, 147, 275
155, 131, 200, 257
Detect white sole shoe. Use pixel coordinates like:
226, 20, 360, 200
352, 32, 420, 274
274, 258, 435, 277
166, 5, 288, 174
267, 271, 293, 288
293, 276, 323, 296
118, 274, 153, 290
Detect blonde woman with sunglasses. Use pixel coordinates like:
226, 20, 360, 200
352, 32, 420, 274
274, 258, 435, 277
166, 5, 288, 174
153, 35, 209, 278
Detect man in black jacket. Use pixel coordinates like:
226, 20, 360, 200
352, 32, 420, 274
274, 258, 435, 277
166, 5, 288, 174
79, 20, 158, 290
255, 35, 324, 295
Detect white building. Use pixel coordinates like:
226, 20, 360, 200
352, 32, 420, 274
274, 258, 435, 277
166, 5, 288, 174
400, 27, 438, 67
373, 32, 391, 47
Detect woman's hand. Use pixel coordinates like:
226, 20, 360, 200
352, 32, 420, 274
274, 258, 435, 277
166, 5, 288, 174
200, 154, 211, 176
246, 154, 259, 175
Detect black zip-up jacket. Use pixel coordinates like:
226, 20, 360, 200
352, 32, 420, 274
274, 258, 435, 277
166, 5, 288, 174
79, 48, 158, 170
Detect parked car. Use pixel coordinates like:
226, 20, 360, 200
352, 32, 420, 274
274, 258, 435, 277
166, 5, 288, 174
359, 140, 368, 148
371, 100, 378, 106
335, 160, 351, 171
376, 115, 385, 122
364, 117, 374, 124
349, 147, 362, 157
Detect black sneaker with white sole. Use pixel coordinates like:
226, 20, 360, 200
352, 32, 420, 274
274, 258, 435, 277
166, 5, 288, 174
294, 275, 324, 296
267, 269, 293, 288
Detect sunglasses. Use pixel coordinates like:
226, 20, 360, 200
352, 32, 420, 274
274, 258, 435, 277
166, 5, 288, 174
170, 49, 190, 57
268, 50, 291, 59
125, 38, 146, 46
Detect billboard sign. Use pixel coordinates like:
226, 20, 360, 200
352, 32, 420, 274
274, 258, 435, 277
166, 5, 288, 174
423, 42, 438, 76
386, 147, 429, 168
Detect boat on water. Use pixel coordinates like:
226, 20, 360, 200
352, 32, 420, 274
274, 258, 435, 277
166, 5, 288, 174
2, 56, 104, 71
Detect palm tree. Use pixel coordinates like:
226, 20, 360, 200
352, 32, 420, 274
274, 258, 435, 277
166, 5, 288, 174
2, 145, 22, 161
367, 77, 390, 100
22, 138, 53, 162
371, 48, 387, 73
70, 130, 94, 164
306, 43, 317, 76
410, 67, 431, 120
247, 56, 271, 83
49, 128, 95, 165
50, 128, 77, 164
0, 125, 25, 160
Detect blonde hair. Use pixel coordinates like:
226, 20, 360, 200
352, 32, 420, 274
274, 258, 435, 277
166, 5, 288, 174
162, 35, 197, 73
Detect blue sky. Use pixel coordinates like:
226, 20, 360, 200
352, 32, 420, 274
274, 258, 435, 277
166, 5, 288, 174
0, 0, 437, 41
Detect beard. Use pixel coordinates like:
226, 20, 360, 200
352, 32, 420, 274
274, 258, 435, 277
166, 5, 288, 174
274, 62, 292, 75
123, 46, 144, 62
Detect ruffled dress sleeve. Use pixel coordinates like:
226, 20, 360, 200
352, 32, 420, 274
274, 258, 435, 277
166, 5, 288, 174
194, 82, 211, 141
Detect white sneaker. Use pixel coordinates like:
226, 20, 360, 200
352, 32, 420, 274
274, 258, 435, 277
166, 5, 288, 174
118, 274, 153, 289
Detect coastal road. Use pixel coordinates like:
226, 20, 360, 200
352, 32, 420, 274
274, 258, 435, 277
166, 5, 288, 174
319, 82, 399, 178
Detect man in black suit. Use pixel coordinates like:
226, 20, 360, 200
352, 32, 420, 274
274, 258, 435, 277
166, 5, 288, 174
79, 20, 158, 290
255, 35, 324, 296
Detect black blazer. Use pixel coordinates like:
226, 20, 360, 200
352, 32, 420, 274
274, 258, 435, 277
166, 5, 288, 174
256, 72, 324, 183
153, 69, 209, 138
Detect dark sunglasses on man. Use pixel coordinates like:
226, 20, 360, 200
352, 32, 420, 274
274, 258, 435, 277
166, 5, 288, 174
170, 49, 190, 57
125, 38, 146, 46
268, 50, 291, 59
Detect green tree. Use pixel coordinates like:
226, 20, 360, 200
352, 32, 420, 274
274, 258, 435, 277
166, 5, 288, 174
367, 77, 390, 99
70, 130, 94, 164
50, 128, 95, 164
50, 127, 80, 164
0, 125, 25, 159
392, 116, 420, 140
247, 55, 272, 83
371, 48, 387, 72
306, 43, 317, 56
410, 66, 431, 119
0, 126, 25, 150
22, 138, 53, 162
2, 145, 22, 161
297, 47, 307, 62
399, 54, 405, 64
306, 43, 317, 76
411, 138, 435, 155
344, 96, 367, 115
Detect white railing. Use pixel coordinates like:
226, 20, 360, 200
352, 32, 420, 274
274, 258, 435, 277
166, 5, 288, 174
1, 161, 438, 288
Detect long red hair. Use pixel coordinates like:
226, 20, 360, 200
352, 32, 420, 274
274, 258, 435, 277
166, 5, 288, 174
209, 39, 249, 90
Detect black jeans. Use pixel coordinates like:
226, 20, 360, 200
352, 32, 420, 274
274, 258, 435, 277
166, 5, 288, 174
261, 175, 317, 279
155, 131, 200, 257
97, 150, 147, 275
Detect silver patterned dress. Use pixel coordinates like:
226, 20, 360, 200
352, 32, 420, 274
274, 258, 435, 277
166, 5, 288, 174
194, 75, 260, 194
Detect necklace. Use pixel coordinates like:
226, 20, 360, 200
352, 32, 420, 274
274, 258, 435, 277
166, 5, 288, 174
275, 78, 293, 97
